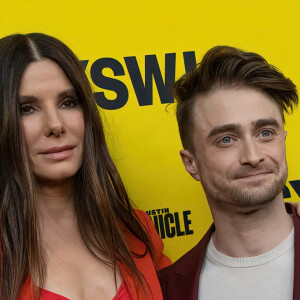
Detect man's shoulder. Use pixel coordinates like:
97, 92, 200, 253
159, 224, 214, 279
158, 225, 214, 300
285, 202, 300, 227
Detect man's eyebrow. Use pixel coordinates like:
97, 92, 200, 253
252, 118, 281, 129
207, 123, 241, 140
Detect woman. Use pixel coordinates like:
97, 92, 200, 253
0, 33, 171, 300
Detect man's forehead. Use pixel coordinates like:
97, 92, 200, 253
192, 87, 283, 133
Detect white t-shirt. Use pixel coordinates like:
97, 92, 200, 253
198, 228, 294, 300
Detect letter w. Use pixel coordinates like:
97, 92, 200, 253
124, 53, 176, 106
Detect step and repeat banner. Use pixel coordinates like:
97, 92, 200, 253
2, 0, 300, 261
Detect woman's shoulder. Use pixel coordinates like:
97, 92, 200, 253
134, 209, 154, 231
132, 209, 172, 270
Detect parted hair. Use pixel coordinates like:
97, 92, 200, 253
174, 45, 298, 151
0, 33, 153, 300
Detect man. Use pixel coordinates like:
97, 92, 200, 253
159, 46, 299, 300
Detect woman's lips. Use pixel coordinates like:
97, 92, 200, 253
42, 149, 73, 160
40, 146, 75, 161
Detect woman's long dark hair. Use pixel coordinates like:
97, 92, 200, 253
0, 33, 153, 300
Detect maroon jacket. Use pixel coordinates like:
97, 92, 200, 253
159, 203, 300, 300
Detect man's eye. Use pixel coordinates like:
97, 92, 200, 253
221, 137, 232, 144
20, 104, 34, 115
261, 130, 271, 137
61, 98, 80, 108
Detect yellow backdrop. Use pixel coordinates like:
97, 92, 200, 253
1, 0, 300, 261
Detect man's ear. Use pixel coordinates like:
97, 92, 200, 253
180, 149, 201, 181
284, 130, 287, 140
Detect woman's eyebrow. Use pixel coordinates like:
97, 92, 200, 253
18, 95, 37, 103
18, 88, 77, 103
58, 88, 77, 98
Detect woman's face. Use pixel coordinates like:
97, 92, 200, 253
18, 59, 85, 184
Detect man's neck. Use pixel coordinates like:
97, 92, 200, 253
209, 195, 293, 258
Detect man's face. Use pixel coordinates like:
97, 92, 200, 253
181, 87, 287, 208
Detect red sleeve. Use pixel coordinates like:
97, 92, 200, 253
135, 209, 172, 270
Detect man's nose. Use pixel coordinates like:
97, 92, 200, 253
239, 138, 264, 167
43, 108, 64, 137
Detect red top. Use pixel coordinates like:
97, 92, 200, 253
39, 281, 131, 300
112, 282, 131, 300
20, 210, 171, 300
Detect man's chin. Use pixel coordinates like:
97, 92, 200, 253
229, 183, 284, 208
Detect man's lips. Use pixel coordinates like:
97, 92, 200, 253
234, 172, 272, 179
40, 145, 75, 161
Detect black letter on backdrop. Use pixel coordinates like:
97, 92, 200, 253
124, 53, 176, 106
183, 51, 196, 73
174, 212, 185, 236
80, 60, 89, 71
158, 214, 166, 239
90, 58, 128, 110
289, 180, 300, 197
183, 210, 193, 235
164, 213, 176, 238
283, 185, 291, 198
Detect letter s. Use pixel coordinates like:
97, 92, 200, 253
90, 58, 128, 110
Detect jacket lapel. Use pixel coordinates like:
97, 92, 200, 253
288, 203, 300, 300
160, 225, 214, 300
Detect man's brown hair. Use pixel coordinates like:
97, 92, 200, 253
174, 46, 298, 151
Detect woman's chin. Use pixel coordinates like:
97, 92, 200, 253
35, 171, 77, 186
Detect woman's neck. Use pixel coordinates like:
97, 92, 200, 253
36, 178, 75, 222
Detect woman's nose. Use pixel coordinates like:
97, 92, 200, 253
43, 108, 64, 137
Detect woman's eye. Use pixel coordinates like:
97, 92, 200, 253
20, 104, 34, 115
60, 98, 80, 108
